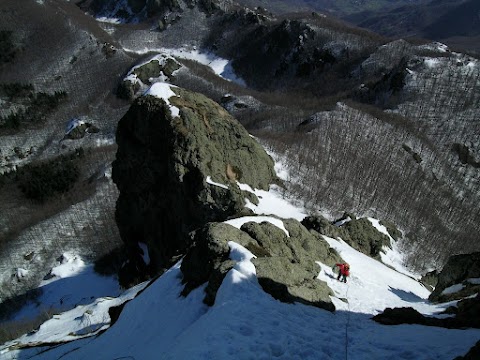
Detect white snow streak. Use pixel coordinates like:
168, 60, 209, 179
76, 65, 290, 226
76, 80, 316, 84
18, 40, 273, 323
206, 176, 229, 189
144, 83, 180, 117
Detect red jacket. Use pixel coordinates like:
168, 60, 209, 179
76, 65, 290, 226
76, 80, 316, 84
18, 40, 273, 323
336, 263, 350, 276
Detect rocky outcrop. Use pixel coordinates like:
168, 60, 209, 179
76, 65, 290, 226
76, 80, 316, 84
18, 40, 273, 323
181, 222, 258, 305
180, 219, 341, 311
372, 307, 428, 326
112, 86, 277, 286
420, 270, 439, 291
429, 252, 480, 302
118, 55, 182, 101
245, 219, 341, 311
373, 294, 480, 329
302, 215, 392, 259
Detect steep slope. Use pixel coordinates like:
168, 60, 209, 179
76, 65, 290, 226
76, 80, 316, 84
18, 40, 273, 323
0, 0, 138, 304
2, 185, 479, 359
200, 9, 480, 269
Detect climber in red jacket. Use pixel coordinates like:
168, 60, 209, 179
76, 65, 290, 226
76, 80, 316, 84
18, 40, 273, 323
333, 263, 350, 283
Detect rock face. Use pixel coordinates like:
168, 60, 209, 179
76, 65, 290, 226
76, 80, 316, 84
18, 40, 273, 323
429, 252, 480, 302
112, 86, 277, 285
245, 219, 341, 311
180, 219, 342, 311
375, 252, 480, 331
302, 215, 392, 259
372, 307, 428, 326
373, 294, 480, 329
420, 270, 438, 291
181, 222, 257, 305
117, 55, 182, 101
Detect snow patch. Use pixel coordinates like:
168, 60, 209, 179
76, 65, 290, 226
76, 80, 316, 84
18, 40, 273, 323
320, 236, 435, 315
15, 268, 29, 280
228, 241, 257, 283
367, 218, 419, 279
11, 256, 121, 324
206, 176, 229, 190
3, 282, 147, 349
467, 278, 480, 285
65, 117, 85, 135
95, 137, 115, 147
44, 253, 85, 283
95, 17, 122, 24
424, 58, 440, 68
143, 83, 180, 117
333, 216, 351, 227
237, 182, 307, 221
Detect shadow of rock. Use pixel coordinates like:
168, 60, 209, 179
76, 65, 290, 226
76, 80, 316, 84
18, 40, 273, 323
388, 286, 424, 303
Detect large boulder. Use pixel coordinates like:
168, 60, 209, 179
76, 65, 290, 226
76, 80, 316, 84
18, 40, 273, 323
180, 219, 340, 310
372, 307, 427, 326
112, 85, 277, 286
243, 219, 342, 311
302, 215, 392, 259
253, 257, 335, 311
301, 215, 349, 240
429, 252, 480, 302
181, 222, 258, 305
373, 294, 480, 329
117, 55, 182, 101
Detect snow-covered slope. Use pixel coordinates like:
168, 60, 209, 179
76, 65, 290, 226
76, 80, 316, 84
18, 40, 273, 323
1, 178, 479, 359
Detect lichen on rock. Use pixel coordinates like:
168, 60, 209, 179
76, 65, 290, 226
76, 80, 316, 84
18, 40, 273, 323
242, 219, 342, 311
180, 218, 341, 310
112, 85, 277, 286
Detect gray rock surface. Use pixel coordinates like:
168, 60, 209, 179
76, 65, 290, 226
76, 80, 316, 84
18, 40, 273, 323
429, 252, 480, 302
181, 222, 257, 305
302, 215, 392, 259
180, 219, 340, 311
242, 219, 342, 311
420, 270, 438, 291
112, 86, 277, 286
117, 56, 182, 101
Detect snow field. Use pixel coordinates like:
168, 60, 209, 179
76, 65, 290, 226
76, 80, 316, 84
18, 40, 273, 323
3, 237, 479, 360
2, 157, 480, 359
11, 253, 122, 323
